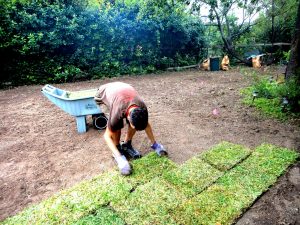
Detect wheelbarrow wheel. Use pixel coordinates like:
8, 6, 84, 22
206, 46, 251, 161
92, 113, 108, 130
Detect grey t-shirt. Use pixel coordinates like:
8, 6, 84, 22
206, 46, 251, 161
94, 82, 147, 131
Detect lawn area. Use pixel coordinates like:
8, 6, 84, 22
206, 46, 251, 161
1, 142, 298, 225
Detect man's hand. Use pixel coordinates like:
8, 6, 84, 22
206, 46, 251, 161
151, 142, 168, 156
114, 155, 132, 176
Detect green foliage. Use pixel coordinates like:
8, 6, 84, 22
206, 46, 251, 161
252, 78, 278, 99
253, 0, 298, 44
283, 50, 291, 61
240, 69, 300, 120
237, 0, 298, 62
0, 0, 206, 87
54, 65, 86, 83
191, 0, 265, 63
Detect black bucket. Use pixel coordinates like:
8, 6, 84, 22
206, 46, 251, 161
210, 57, 220, 71
92, 114, 108, 130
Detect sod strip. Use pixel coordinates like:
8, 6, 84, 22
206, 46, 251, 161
127, 152, 177, 186
2, 172, 133, 225
162, 157, 223, 197
73, 207, 125, 225
172, 144, 299, 225
112, 177, 186, 225
2, 153, 175, 225
200, 141, 252, 171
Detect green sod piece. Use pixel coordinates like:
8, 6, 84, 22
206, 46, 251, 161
172, 185, 246, 225
2, 172, 132, 225
127, 152, 177, 186
3, 143, 297, 225
112, 177, 186, 225
200, 141, 252, 171
73, 207, 125, 225
163, 157, 223, 197
172, 144, 299, 225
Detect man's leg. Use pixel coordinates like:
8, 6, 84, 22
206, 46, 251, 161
121, 125, 141, 159
125, 124, 136, 143
111, 129, 121, 145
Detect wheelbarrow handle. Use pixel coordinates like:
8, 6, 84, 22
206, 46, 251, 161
42, 84, 56, 93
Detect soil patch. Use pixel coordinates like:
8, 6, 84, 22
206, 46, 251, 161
0, 67, 299, 224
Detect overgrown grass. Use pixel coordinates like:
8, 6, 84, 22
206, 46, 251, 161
200, 141, 252, 171
241, 86, 289, 120
1, 143, 298, 225
172, 144, 299, 225
240, 68, 300, 120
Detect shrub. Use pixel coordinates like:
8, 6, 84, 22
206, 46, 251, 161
241, 70, 300, 119
0, 0, 206, 87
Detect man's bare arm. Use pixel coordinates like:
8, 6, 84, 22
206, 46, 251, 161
145, 123, 156, 145
104, 128, 121, 157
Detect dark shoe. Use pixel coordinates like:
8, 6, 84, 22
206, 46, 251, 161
117, 144, 126, 156
121, 140, 142, 159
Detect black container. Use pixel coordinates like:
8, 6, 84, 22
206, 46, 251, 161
92, 114, 108, 130
210, 57, 220, 71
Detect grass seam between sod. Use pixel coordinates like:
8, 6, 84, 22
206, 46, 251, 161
199, 141, 252, 171
1, 143, 298, 225
170, 143, 299, 225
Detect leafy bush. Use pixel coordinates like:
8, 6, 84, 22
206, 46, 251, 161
241, 70, 300, 119
283, 50, 291, 61
252, 78, 279, 99
0, 0, 206, 87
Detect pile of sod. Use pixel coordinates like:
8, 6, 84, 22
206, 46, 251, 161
1, 142, 298, 225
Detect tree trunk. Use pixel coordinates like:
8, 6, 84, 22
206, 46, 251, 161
285, 1, 300, 81
212, 7, 251, 66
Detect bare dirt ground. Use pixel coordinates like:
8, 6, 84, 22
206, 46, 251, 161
0, 67, 299, 224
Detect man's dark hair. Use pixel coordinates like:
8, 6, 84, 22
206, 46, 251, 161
130, 107, 148, 131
